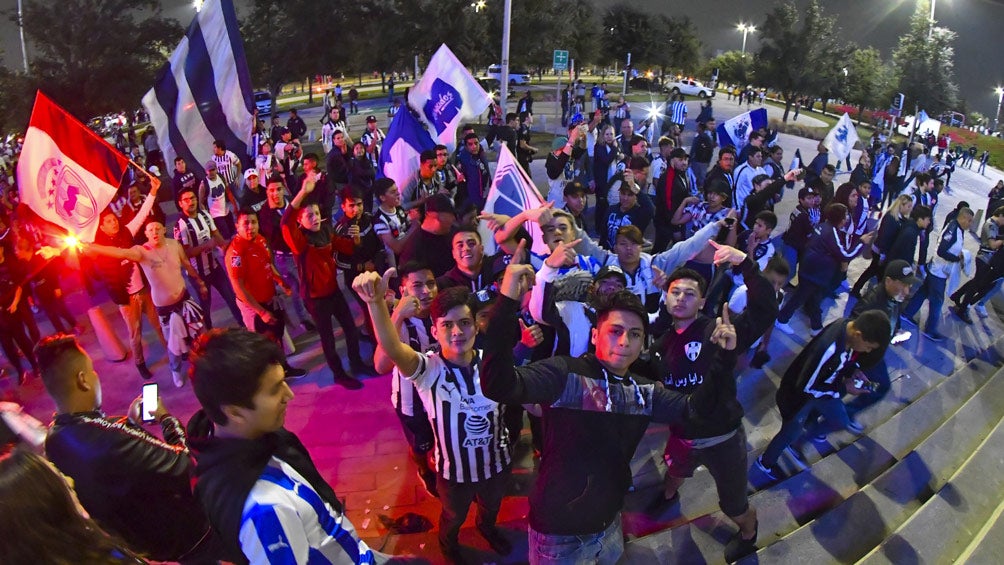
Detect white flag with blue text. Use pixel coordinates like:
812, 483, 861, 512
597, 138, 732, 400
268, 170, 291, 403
716, 108, 768, 150
484, 144, 550, 257
823, 113, 860, 164
142, 0, 255, 175
408, 44, 491, 152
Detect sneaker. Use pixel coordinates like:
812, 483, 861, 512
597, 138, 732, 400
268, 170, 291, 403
750, 350, 771, 369
775, 321, 796, 335
439, 541, 467, 564
753, 455, 779, 480
477, 525, 513, 556
810, 433, 828, 444
333, 370, 364, 390
899, 314, 917, 327
137, 362, 154, 380
846, 419, 864, 434
951, 305, 973, 325
284, 365, 308, 380
723, 521, 758, 563
172, 370, 186, 388
419, 470, 439, 498
349, 360, 377, 377
784, 447, 809, 471
975, 304, 990, 318
922, 330, 946, 342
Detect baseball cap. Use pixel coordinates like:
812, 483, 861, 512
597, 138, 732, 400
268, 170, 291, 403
798, 186, 819, 200
551, 136, 569, 151
148, 165, 160, 176
884, 260, 920, 285
366, 115, 377, 123
244, 168, 259, 180
669, 147, 689, 159
594, 265, 628, 286
204, 160, 217, 171
568, 112, 585, 127
424, 193, 456, 215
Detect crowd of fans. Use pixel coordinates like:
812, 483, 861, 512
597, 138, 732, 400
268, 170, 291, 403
1, 90, 1002, 565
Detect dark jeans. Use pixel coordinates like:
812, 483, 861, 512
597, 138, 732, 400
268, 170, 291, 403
952, 259, 1000, 307
395, 403, 434, 457
305, 291, 363, 374
761, 395, 850, 466
664, 426, 750, 517
903, 273, 946, 335
0, 312, 38, 373
196, 268, 243, 330
34, 282, 76, 333
845, 357, 889, 415
344, 269, 376, 336
778, 278, 825, 330
594, 195, 610, 245
436, 469, 510, 549
852, 254, 884, 296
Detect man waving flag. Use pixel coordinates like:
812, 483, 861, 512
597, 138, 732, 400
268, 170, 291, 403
142, 0, 255, 174
823, 113, 861, 166
17, 92, 129, 242
408, 44, 491, 152
483, 144, 550, 258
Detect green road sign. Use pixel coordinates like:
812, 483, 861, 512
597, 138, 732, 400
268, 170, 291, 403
553, 49, 568, 71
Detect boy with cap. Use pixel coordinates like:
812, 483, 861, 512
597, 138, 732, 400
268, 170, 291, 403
779, 185, 822, 281
604, 174, 652, 249
562, 180, 588, 231
654, 146, 694, 253
199, 160, 238, 239
360, 115, 385, 169
238, 168, 267, 212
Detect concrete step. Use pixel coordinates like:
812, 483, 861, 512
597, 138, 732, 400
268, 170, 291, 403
956, 496, 1004, 564
623, 358, 999, 563
858, 415, 1004, 564
744, 364, 1004, 564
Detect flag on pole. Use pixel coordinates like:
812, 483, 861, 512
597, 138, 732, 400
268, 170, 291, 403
408, 44, 491, 151
484, 144, 549, 257
790, 148, 804, 171
823, 113, 861, 164
142, 0, 254, 175
16, 92, 129, 242
716, 108, 768, 150
378, 108, 437, 192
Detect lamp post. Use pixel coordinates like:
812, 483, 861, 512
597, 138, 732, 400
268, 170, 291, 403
994, 86, 1003, 132
737, 23, 756, 57
928, 0, 936, 39
500, 0, 511, 111
17, 0, 28, 73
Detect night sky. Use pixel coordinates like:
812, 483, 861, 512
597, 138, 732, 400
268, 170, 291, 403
1, 0, 1001, 117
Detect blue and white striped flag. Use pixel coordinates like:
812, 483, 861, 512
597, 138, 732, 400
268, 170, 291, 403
716, 108, 768, 150
408, 44, 491, 152
484, 144, 549, 257
142, 0, 254, 175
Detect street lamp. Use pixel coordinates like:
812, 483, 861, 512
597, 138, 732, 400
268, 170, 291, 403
994, 86, 1003, 132
737, 23, 756, 57
470, 0, 486, 12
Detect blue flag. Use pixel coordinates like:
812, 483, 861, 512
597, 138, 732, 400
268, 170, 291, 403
716, 108, 768, 150
378, 108, 437, 192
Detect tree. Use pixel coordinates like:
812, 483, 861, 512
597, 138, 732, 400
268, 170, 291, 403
18, 0, 181, 121
242, 0, 330, 105
0, 64, 34, 134
891, 0, 959, 116
752, 0, 847, 122
699, 51, 751, 87
602, 4, 656, 69
843, 47, 889, 125
651, 15, 702, 77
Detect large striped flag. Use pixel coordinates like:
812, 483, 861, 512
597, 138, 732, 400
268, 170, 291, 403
408, 44, 491, 152
17, 92, 129, 242
483, 144, 549, 258
716, 107, 768, 150
142, 0, 254, 176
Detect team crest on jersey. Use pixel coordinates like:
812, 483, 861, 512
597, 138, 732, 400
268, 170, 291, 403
684, 341, 702, 362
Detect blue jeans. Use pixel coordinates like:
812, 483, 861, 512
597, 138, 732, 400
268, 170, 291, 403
528, 515, 623, 565
903, 273, 946, 335
775, 237, 798, 284
761, 395, 850, 466
273, 251, 310, 323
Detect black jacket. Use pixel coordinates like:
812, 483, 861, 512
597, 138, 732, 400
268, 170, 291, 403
887, 220, 925, 265
45, 411, 210, 561
187, 415, 343, 564
480, 296, 736, 536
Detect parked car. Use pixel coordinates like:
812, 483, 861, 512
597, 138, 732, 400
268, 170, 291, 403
665, 78, 715, 98
487, 65, 531, 86
254, 91, 273, 116
628, 77, 660, 92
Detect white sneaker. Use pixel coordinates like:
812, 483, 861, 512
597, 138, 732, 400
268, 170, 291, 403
975, 304, 990, 318
172, 370, 186, 388
775, 321, 796, 335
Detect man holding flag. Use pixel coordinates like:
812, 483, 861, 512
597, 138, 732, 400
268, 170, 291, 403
408, 44, 492, 153
824, 113, 861, 174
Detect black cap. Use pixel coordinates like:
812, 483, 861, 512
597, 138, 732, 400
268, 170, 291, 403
669, 147, 689, 159
424, 193, 456, 215
564, 180, 588, 197
594, 265, 628, 286
884, 260, 920, 285
797, 186, 819, 199
366, 115, 377, 122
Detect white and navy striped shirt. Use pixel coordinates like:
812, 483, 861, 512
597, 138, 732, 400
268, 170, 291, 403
392, 317, 432, 416
360, 129, 385, 169
174, 210, 220, 278
239, 457, 375, 564
670, 100, 687, 125
213, 150, 242, 188
406, 350, 511, 483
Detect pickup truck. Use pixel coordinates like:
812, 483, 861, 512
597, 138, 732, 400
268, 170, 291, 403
666, 78, 715, 98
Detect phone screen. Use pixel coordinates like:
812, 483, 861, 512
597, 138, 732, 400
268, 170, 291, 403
141, 383, 158, 422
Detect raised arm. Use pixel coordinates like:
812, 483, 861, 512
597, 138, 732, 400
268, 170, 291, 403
124, 182, 161, 236
352, 270, 420, 376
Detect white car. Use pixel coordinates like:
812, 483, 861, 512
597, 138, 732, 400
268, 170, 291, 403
666, 79, 715, 98
487, 65, 531, 86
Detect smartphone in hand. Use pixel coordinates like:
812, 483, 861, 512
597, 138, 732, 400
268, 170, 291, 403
141, 383, 158, 423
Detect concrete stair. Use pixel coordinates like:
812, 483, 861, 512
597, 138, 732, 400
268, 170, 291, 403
622, 333, 1004, 564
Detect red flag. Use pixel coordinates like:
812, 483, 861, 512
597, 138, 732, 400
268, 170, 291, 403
16, 91, 129, 241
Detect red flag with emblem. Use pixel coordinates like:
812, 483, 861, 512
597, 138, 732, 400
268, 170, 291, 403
16, 91, 129, 241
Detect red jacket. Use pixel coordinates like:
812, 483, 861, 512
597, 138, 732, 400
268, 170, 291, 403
280, 207, 353, 299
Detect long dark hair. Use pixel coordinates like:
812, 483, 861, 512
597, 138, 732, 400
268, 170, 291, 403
0, 447, 144, 564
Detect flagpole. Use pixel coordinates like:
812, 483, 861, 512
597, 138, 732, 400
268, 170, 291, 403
500, 0, 512, 112
128, 158, 161, 193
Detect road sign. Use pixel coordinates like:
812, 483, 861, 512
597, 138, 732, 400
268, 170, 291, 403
553, 50, 569, 71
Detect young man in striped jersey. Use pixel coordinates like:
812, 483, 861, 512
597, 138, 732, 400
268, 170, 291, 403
353, 271, 513, 563
188, 329, 380, 564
